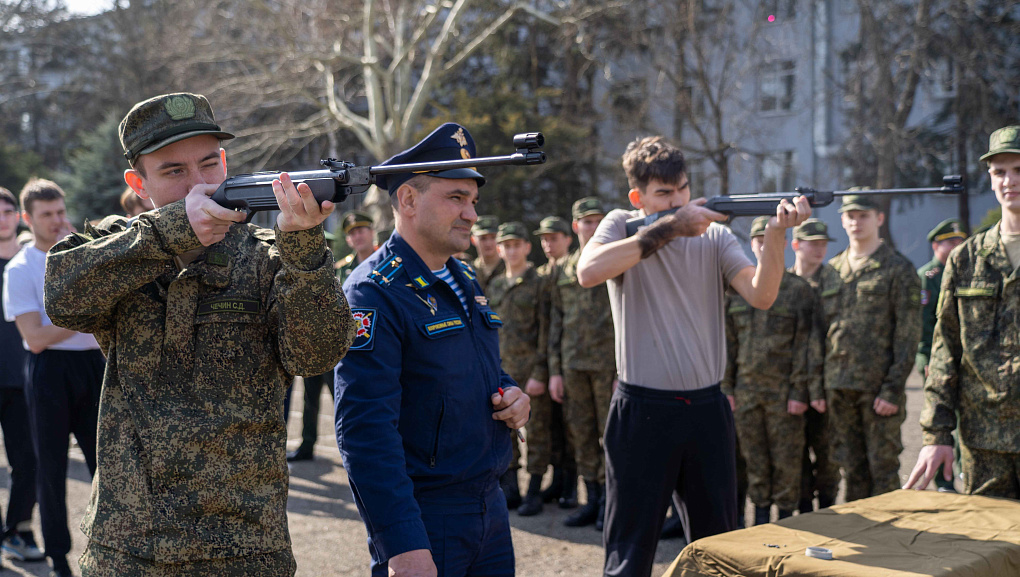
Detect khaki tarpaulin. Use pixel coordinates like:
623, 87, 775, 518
664, 490, 1020, 577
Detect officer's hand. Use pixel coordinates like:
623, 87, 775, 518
491, 386, 530, 429
903, 444, 954, 491
787, 399, 808, 416
525, 378, 546, 397
873, 397, 899, 416
810, 399, 827, 413
186, 183, 247, 246
273, 172, 336, 232
387, 549, 437, 577
549, 375, 564, 403
768, 195, 811, 230
726, 395, 736, 412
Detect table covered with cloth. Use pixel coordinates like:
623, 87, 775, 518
664, 490, 1020, 577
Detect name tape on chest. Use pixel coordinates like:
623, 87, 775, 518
197, 297, 259, 315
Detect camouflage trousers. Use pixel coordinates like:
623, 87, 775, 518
827, 389, 905, 502
562, 369, 614, 484
960, 442, 1020, 499
734, 395, 805, 511
800, 406, 840, 504
524, 389, 553, 475
80, 540, 296, 577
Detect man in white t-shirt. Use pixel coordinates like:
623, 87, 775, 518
2, 179, 103, 577
577, 136, 810, 577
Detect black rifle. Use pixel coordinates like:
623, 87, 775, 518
624, 175, 965, 237
210, 132, 546, 218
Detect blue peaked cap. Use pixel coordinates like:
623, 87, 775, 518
375, 122, 486, 193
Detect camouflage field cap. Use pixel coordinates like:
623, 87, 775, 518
927, 217, 967, 243
794, 218, 833, 241
749, 216, 770, 238
838, 188, 880, 213
496, 221, 529, 242
979, 125, 1020, 162
341, 210, 373, 234
472, 215, 500, 236
119, 93, 234, 166
533, 216, 571, 236
572, 197, 606, 220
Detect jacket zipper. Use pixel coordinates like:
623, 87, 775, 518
429, 401, 445, 468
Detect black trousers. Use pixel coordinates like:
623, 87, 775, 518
0, 387, 37, 534
603, 383, 737, 577
297, 371, 333, 453
25, 349, 103, 561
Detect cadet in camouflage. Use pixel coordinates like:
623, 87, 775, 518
548, 198, 616, 528
723, 217, 813, 521
488, 222, 551, 516
825, 194, 921, 502
45, 93, 355, 576
790, 218, 840, 511
916, 218, 967, 373
470, 215, 505, 292
905, 125, 1020, 498
335, 210, 378, 286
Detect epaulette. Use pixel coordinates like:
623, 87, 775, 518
341, 253, 355, 265
369, 255, 405, 287
457, 259, 476, 282
250, 226, 277, 244
924, 266, 941, 279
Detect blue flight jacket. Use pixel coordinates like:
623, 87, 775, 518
335, 232, 515, 563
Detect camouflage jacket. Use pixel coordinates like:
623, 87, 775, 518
797, 264, 843, 402
487, 264, 549, 383
916, 257, 943, 371
43, 200, 355, 562
824, 242, 921, 404
472, 256, 505, 294
549, 249, 615, 375
920, 224, 1020, 452
722, 271, 814, 403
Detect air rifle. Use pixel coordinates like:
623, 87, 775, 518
210, 132, 546, 219
624, 175, 965, 237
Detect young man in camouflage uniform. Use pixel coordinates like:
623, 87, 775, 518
335, 210, 378, 286
905, 125, 1020, 498
825, 194, 921, 502
488, 222, 550, 516
44, 93, 355, 576
470, 215, 505, 292
548, 197, 617, 529
723, 216, 814, 524
790, 219, 840, 512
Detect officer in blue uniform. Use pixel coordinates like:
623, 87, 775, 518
335, 123, 531, 577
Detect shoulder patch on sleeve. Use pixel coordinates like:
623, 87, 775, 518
349, 308, 377, 351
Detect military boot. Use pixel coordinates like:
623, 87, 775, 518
559, 466, 579, 509
563, 480, 600, 527
500, 469, 521, 510
595, 486, 607, 531
817, 495, 835, 510
777, 509, 793, 520
753, 505, 771, 526
798, 498, 814, 514
540, 467, 563, 503
517, 474, 544, 516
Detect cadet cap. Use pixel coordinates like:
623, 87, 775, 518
119, 93, 234, 166
838, 188, 880, 213
472, 215, 500, 236
533, 216, 571, 236
980, 125, 1020, 162
341, 210, 373, 234
375, 123, 485, 192
794, 218, 833, 241
496, 222, 529, 242
749, 216, 770, 238
572, 197, 605, 220
927, 217, 967, 243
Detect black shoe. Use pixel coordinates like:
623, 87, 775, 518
660, 514, 685, 539
500, 470, 522, 510
564, 481, 600, 527
818, 495, 835, 509
49, 556, 73, 577
517, 474, 544, 516
540, 467, 562, 503
777, 509, 793, 520
595, 487, 606, 531
798, 498, 814, 514
286, 448, 314, 462
754, 505, 771, 526
558, 472, 579, 509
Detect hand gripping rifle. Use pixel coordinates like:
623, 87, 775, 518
210, 133, 546, 219
624, 175, 965, 237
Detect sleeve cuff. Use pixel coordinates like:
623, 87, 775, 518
371, 518, 433, 562
147, 199, 203, 255
922, 431, 955, 447
275, 224, 329, 271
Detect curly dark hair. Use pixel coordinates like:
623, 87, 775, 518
621, 136, 687, 191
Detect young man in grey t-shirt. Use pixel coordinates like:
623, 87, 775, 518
577, 136, 810, 577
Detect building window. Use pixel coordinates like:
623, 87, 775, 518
760, 151, 797, 193
760, 60, 796, 112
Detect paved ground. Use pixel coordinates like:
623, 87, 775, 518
0, 372, 934, 576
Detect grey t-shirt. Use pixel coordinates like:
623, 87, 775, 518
590, 209, 752, 391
